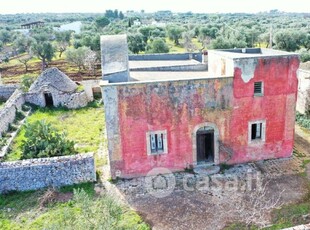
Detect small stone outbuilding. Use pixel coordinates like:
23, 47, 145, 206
25, 67, 88, 109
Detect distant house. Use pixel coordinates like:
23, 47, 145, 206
21, 21, 44, 29
133, 19, 142, 26
151, 20, 166, 27
101, 35, 299, 179
25, 67, 88, 109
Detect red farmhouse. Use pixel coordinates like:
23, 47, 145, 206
101, 35, 299, 178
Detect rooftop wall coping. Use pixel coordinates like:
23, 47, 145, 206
208, 48, 299, 60
129, 52, 201, 57
100, 75, 233, 87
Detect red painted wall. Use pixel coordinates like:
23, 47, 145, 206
116, 79, 233, 177
228, 56, 299, 163
111, 55, 299, 178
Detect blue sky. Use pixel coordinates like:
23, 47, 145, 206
0, 0, 309, 14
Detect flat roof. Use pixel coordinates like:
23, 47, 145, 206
129, 59, 201, 69
101, 73, 233, 87
209, 48, 298, 59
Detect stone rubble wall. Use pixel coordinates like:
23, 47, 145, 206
0, 84, 19, 100
64, 91, 89, 109
0, 153, 96, 193
0, 89, 25, 136
297, 69, 310, 114
80, 80, 101, 101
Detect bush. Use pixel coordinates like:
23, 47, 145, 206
296, 112, 310, 130
21, 120, 76, 159
145, 38, 169, 53
299, 48, 310, 63
15, 110, 25, 121
20, 75, 36, 92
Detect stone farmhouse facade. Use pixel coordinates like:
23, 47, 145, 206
101, 35, 299, 179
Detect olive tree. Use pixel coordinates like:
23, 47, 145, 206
146, 38, 169, 53
31, 31, 55, 70
65, 46, 95, 72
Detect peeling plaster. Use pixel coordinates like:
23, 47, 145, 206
234, 58, 258, 83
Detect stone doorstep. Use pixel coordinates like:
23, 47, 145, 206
193, 164, 220, 176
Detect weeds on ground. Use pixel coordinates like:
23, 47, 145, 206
6, 102, 105, 161
0, 182, 150, 229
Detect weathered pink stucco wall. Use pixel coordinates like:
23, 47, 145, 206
228, 56, 299, 164
103, 55, 299, 178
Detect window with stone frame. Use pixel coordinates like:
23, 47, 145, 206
146, 130, 168, 155
248, 120, 266, 143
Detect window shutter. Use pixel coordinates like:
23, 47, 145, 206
256, 123, 261, 138
157, 134, 163, 151
150, 134, 156, 152
254, 82, 262, 94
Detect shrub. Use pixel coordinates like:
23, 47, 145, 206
15, 110, 25, 121
21, 120, 76, 159
296, 112, 310, 130
20, 75, 36, 92
299, 48, 310, 63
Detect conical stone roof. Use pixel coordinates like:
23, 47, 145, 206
29, 67, 77, 93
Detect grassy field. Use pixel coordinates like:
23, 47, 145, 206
165, 37, 204, 53
0, 183, 149, 230
5, 102, 105, 162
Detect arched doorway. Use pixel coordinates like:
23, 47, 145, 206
193, 122, 219, 166
44, 92, 54, 107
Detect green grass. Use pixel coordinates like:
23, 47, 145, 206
0, 100, 5, 109
165, 38, 186, 53
5, 103, 105, 161
0, 183, 150, 230
225, 202, 310, 230
265, 202, 310, 229
224, 222, 258, 230
192, 38, 204, 50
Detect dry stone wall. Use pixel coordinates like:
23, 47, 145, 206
0, 84, 18, 100
0, 89, 25, 136
0, 153, 96, 193
297, 69, 310, 114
